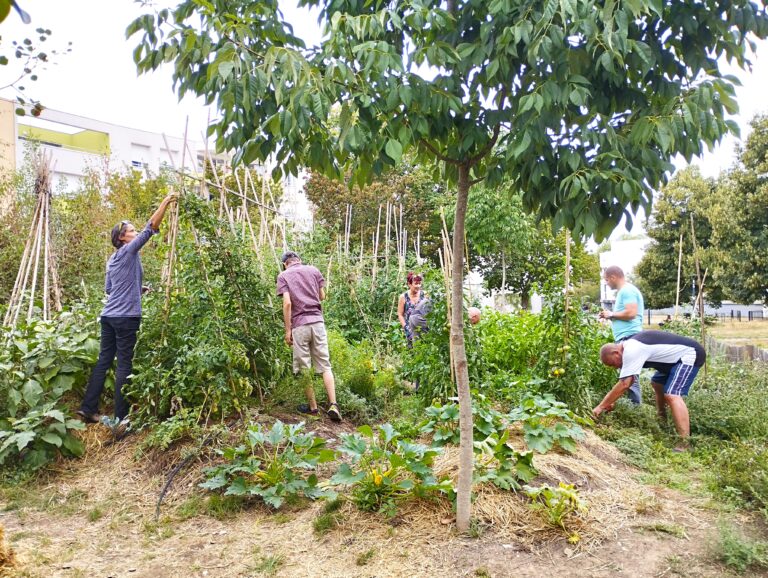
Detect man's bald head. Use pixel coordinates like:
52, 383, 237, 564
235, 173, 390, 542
603, 266, 626, 290
600, 343, 623, 368
468, 307, 481, 325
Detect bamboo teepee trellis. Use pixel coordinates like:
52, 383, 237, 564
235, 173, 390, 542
3, 152, 62, 330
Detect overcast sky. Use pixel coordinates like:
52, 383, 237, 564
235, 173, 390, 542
1, 0, 766, 181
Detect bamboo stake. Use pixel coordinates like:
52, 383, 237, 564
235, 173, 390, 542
42, 185, 50, 320
371, 204, 382, 287
689, 214, 707, 355
393, 204, 400, 268
385, 202, 391, 274
674, 229, 684, 320
25, 194, 45, 320
4, 187, 41, 326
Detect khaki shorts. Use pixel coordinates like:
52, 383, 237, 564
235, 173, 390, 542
292, 322, 332, 374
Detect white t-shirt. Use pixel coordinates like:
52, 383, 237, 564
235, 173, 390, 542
619, 331, 705, 379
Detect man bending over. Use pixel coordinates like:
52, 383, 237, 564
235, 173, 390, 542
594, 330, 705, 450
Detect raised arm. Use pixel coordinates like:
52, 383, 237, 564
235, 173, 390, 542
149, 192, 180, 231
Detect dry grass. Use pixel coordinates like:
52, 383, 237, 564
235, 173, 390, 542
708, 321, 768, 347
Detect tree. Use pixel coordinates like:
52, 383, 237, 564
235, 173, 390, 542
461, 183, 599, 308
710, 115, 768, 304
129, 0, 768, 531
635, 166, 727, 309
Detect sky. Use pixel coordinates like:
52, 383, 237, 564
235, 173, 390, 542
1, 1, 766, 207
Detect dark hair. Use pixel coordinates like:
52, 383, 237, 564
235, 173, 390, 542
111, 221, 130, 248
406, 271, 423, 285
281, 250, 301, 265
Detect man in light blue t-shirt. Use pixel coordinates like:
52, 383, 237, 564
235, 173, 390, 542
599, 266, 644, 404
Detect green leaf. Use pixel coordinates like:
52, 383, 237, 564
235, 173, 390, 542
62, 434, 85, 457
385, 139, 403, 163
44, 409, 66, 423
37, 356, 56, 369
41, 432, 62, 447
22, 379, 43, 407
14, 431, 37, 452
330, 463, 366, 485
356, 425, 374, 439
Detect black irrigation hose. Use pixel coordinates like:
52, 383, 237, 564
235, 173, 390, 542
154, 434, 216, 522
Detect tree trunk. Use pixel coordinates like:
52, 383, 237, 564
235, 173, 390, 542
453, 165, 473, 532
521, 287, 530, 310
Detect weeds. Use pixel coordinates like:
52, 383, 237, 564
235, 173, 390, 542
714, 523, 768, 574
253, 553, 285, 576
313, 498, 345, 536
356, 548, 376, 566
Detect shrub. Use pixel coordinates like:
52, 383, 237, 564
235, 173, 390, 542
705, 441, 768, 511
687, 362, 768, 441
715, 523, 768, 574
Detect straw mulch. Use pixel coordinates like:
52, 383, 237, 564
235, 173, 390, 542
62, 420, 678, 551
328, 428, 687, 553
0, 524, 16, 576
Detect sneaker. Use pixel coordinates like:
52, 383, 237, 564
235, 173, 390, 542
76, 410, 101, 424
327, 403, 342, 423
112, 418, 132, 441
297, 404, 320, 416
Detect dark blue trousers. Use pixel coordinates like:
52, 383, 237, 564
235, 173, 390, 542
80, 316, 140, 420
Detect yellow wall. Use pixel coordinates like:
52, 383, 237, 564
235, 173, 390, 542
0, 99, 16, 175
18, 124, 110, 155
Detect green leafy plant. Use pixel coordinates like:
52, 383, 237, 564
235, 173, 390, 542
508, 394, 591, 454
525, 483, 587, 529
0, 402, 85, 469
420, 399, 506, 448
137, 407, 204, 453
200, 420, 335, 509
331, 424, 452, 515
473, 430, 537, 491
0, 307, 97, 470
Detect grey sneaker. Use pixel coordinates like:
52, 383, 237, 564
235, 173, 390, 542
327, 403, 342, 423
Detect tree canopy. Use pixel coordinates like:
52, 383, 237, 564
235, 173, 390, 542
129, 0, 768, 239
636, 115, 768, 308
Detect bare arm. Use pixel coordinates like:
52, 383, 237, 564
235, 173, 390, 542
603, 302, 638, 321
397, 294, 406, 328
593, 376, 635, 417
148, 192, 179, 231
282, 292, 293, 345
320, 286, 326, 301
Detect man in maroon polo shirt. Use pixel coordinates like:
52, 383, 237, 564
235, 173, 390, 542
276, 251, 341, 422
